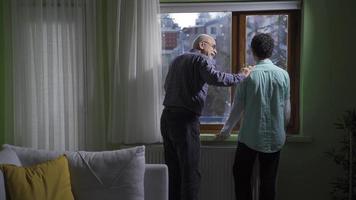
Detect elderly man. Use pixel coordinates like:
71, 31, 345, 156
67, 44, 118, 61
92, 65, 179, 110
161, 34, 251, 200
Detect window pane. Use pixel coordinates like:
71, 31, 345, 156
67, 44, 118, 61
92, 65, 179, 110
245, 15, 288, 69
161, 12, 232, 124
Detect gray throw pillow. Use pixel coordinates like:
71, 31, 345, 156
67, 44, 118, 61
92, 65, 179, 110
2, 144, 61, 166
0, 146, 21, 166
68, 146, 145, 200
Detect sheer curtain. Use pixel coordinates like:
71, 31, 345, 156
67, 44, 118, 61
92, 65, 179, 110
108, 0, 162, 144
9, 0, 162, 150
10, 0, 86, 150
80, 0, 163, 146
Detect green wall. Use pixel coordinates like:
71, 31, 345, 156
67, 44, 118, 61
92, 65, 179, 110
1, 0, 356, 199
0, 0, 12, 145
277, 0, 356, 199
0, 1, 6, 145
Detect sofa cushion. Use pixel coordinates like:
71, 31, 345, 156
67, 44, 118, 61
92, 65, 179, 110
0, 147, 21, 166
2, 144, 146, 200
68, 146, 145, 200
0, 155, 74, 200
2, 144, 62, 166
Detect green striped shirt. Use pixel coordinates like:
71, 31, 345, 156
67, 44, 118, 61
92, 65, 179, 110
221, 59, 290, 153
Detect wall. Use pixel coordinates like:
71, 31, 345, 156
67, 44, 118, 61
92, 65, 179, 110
0, 0, 8, 145
0, 2, 4, 144
278, 0, 356, 199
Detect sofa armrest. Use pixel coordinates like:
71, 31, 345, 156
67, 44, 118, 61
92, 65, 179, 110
0, 170, 6, 200
144, 164, 168, 200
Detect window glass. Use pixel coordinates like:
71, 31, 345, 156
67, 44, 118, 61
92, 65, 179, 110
161, 12, 232, 124
245, 15, 288, 69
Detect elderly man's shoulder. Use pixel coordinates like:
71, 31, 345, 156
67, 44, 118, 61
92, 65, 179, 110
176, 50, 208, 61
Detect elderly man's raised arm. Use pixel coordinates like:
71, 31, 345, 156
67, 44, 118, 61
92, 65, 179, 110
199, 59, 250, 86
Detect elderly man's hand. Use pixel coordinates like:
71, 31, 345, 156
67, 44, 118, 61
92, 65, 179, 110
240, 65, 255, 77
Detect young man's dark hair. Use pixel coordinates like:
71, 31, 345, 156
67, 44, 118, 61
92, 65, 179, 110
251, 33, 274, 59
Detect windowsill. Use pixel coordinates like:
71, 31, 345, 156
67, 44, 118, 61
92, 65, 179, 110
200, 133, 313, 145
200, 133, 238, 146
109, 134, 313, 149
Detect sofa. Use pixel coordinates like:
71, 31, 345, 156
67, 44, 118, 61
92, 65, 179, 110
0, 144, 168, 200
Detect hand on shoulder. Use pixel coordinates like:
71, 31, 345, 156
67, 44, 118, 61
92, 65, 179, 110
240, 65, 255, 77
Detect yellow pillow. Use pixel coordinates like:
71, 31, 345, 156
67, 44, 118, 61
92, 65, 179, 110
0, 155, 74, 200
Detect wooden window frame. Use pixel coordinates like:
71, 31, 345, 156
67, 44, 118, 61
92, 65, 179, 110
201, 10, 301, 134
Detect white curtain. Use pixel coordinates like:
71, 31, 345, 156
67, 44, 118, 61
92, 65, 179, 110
108, 0, 163, 144
11, 0, 86, 151
9, 0, 162, 150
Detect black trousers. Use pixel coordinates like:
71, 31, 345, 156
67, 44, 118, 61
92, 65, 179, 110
160, 107, 201, 200
233, 142, 281, 200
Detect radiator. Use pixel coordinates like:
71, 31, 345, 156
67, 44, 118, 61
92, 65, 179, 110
145, 145, 259, 200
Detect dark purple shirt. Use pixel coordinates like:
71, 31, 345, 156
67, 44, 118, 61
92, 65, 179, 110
163, 49, 245, 115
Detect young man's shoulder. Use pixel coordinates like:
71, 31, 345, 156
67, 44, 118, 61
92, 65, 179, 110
249, 64, 289, 80
274, 65, 290, 77
264, 63, 289, 76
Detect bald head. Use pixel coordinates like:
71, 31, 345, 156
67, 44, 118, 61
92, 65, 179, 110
192, 34, 214, 49
192, 34, 217, 58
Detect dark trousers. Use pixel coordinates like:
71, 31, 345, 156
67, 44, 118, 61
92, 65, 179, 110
233, 142, 281, 200
160, 108, 201, 200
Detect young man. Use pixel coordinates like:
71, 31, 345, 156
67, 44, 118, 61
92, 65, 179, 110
217, 33, 291, 200
161, 34, 251, 200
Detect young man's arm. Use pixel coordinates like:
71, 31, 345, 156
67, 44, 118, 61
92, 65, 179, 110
216, 83, 245, 140
216, 101, 243, 140
284, 98, 291, 130
284, 73, 291, 130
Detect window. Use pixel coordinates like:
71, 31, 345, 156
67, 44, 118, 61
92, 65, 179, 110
210, 27, 217, 35
160, 2, 301, 134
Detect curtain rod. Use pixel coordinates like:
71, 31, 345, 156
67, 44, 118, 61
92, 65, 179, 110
160, 1, 300, 13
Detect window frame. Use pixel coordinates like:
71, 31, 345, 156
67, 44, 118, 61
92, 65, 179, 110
232, 10, 301, 134
160, 1, 301, 134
